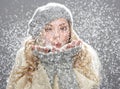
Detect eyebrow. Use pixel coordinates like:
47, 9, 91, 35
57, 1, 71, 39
59, 23, 67, 26
46, 24, 52, 27
46, 23, 67, 27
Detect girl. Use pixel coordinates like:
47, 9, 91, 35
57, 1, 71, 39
6, 3, 101, 89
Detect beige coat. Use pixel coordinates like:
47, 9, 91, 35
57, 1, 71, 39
6, 31, 101, 89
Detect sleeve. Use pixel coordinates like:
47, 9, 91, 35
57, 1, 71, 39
6, 47, 28, 89
74, 42, 101, 89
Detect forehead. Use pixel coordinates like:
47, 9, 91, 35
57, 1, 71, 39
48, 18, 68, 26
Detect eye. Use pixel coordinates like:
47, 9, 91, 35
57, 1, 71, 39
60, 26, 67, 31
45, 27, 52, 32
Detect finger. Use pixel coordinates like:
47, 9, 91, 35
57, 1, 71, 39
69, 42, 75, 48
31, 45, 43, 52
33, 46, 38, 50
51, 47, 56, 52
52, 47, 60, 52
76, 40, 81, 46
31, 45, 35, 50
43, 47, 50, 53
66, 44, 71, 49
71, 40, 76, 45
36, 46, 42, 51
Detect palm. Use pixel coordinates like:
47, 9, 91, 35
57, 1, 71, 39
31, 40, 81, 53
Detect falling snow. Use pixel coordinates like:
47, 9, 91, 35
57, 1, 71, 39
0, 0, 120, 89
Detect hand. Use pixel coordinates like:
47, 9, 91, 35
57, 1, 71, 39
31, 45, 60, 53
61, 40, 81, 50
31, 40, 82, 53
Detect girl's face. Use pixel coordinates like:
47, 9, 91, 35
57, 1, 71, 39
42, 18, 70, 48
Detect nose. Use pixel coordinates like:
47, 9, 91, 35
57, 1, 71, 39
53, 29, 60, 39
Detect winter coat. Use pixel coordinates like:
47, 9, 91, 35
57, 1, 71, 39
6, 31, 101, 89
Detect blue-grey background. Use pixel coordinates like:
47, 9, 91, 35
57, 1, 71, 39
0, 0, 120, 89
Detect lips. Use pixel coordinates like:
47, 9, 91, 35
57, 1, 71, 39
55, 42, 62, 48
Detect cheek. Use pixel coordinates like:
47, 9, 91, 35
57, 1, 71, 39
44, 32, 52, 39
60, 31, 70, 41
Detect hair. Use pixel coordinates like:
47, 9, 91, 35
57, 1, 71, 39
14, 20, 100, 88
